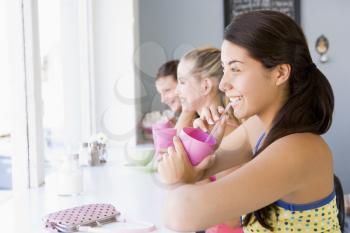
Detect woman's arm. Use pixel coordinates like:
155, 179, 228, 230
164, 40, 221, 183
201, 115, 264, 178
158, 115, 263, 185
196, 164, 243, 185
163, 134, 313, 232
175, 110, 197, 133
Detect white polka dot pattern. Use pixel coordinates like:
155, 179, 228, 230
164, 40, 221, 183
44, 203, 119, 232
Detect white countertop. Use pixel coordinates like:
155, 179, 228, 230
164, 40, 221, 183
0, 147, 181, 233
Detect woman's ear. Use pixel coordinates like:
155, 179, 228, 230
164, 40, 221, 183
274, 64, 291, 86
201, 78, 214, 95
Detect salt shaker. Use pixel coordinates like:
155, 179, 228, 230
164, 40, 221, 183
56, 153, 83, 195
99, 142, 108, 163
88, 141, 100, 166
79, 142, 89, 166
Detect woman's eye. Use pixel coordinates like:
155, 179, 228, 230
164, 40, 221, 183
231, 67, 240, 72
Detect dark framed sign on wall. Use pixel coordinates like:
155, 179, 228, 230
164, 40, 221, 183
224, 0, 300, 26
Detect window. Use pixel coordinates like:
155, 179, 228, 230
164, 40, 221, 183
37, 0, 95, 177
0, 0, 13, 201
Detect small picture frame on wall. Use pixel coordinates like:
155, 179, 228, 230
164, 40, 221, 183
224, 0, 300, 27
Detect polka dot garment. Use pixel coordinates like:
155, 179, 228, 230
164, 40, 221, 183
242, 191, 341, 233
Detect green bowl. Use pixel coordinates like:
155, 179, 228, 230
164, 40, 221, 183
125, 146, 155, 166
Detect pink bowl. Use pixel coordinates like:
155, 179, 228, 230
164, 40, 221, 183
178, 127, 216, 166
152, 127, 177, 152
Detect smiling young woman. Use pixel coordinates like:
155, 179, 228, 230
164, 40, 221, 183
158, 11, 339, 233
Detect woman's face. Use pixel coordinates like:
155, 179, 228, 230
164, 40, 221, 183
176, 59, 205, 112
155, 75, 181, 113
219, 40, 280, 121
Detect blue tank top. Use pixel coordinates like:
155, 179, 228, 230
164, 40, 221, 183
243, 133, 341, 232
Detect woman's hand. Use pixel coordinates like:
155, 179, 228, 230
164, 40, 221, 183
196, 106, 238, 130
194, 106, 233, 150
157, 136, 216, 185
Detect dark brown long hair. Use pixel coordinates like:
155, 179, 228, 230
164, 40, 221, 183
224, 11, 334, 231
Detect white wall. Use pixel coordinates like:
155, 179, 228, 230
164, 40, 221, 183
92, 0, 137, 146
0, 0, 11, 135
301, 0, 350, 192
60, 0, 82, 146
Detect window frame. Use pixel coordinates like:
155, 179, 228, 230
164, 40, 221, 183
8, 0, 96, 189
8, 0, 44, 189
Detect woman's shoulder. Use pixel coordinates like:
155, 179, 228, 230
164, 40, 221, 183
271, 133, 334, 202
276, 133, 330, 153
268, 132, 333, 169
244, 133, 333, 195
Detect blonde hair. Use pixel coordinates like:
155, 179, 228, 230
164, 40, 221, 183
182, 46, 223, 81
182, 47, 239, 123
